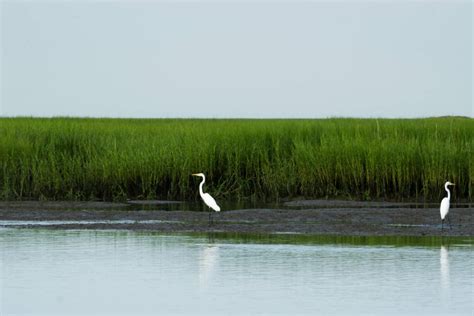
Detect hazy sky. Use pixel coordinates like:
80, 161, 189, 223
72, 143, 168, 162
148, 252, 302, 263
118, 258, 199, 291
0, 0, 472, 118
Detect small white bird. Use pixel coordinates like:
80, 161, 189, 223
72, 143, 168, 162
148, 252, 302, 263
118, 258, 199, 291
192, 173, 220, 224
440, 181, 455, 230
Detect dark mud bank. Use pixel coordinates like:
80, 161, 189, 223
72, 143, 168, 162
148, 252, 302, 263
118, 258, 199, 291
0, 200, 472, 236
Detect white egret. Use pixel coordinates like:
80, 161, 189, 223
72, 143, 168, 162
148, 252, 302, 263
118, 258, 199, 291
192, 173, 221, 225
440, 181, 455, 230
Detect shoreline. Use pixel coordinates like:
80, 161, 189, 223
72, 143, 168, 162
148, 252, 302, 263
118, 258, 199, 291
0, 201, 472, 237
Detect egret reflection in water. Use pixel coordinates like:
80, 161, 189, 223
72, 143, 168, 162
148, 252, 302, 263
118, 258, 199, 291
440, 245, 450, 303
199, 245, 220, 289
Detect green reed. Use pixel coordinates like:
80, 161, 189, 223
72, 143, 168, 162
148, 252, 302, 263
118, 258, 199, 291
0, 117, 472, 201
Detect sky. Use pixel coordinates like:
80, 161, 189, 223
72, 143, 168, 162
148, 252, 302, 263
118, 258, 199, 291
0, 0, 472, 118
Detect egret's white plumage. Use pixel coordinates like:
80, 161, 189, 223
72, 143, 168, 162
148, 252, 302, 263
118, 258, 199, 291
440, 197, 449, 220
440, 181, 454, 229
192, 173, 221, 213
201, 192, 220, 212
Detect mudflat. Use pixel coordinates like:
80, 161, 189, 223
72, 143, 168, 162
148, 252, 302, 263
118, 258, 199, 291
0, 200, 472, 236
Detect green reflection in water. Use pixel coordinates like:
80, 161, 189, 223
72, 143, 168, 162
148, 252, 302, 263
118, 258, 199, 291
8, 228, 473, 247
148, 231, 474, 247
212, 234, 474, 247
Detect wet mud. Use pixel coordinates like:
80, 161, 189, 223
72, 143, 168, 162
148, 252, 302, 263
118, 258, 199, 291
0, 200, 472, 236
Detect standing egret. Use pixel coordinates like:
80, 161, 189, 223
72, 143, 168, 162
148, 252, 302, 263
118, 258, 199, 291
440, 181, 455, 230
192, 173, 221, 225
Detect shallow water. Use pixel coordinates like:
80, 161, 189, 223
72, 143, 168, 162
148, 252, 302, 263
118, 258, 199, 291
1, 229, 472, 315
0, 220, 180, 227
127, 199, 472, 211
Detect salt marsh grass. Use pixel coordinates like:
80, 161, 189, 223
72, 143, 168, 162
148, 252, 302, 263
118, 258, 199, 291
0, 117, 471, 201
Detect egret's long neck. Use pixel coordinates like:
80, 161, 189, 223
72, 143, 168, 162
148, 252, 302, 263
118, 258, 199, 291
199, 176, 206, 197
445, 183, 451, 200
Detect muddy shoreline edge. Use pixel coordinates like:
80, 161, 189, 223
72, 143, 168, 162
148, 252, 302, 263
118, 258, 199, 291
0, 200, 472, 237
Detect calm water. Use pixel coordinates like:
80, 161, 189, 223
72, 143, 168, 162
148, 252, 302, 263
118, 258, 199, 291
1, 229, 472, 315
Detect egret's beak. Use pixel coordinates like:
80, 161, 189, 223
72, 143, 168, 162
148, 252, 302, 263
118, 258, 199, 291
192, 173, 199, 176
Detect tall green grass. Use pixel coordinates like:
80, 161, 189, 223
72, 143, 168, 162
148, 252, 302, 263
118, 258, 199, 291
0, 117, 472, 201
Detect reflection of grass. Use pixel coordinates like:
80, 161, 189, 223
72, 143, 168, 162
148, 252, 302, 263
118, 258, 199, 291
191, 232, 474, 247
0, 117, 472, 201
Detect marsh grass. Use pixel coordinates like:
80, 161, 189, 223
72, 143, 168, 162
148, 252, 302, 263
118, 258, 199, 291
0, 117, 472, 201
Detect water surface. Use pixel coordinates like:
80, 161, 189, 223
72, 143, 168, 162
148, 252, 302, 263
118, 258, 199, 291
1, 229, 472, 315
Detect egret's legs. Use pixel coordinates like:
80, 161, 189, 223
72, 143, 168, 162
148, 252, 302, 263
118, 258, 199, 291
441, 219, 444, 231
208, 212, 212, 226
447, 215, 452, 229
